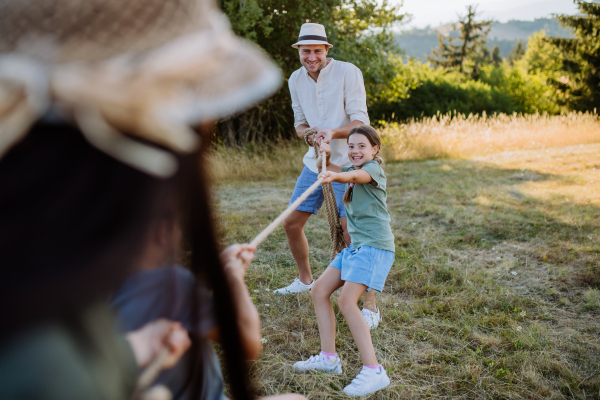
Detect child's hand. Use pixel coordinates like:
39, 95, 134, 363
318, 171, 338, 184
220, 244, 256, 281
318, 141, 332, 158
126, 319, 191, 369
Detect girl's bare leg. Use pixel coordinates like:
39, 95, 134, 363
310, 267, 344, 354
338, 282, 378, 366
341, 218, 378, 314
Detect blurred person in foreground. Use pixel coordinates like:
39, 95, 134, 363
112, 198, 300, 400
0, 0, 304, 399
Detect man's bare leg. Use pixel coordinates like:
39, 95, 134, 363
282, 210, 313, 284
340, 217, 378, 313
363, 290, 377, 312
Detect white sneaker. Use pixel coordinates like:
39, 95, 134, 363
343, 366, 390, 397
273, 278, 313, 294
361, 307, 382, 329
293, 354, 343, 374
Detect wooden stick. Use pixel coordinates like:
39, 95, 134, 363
250, 150, 327, 248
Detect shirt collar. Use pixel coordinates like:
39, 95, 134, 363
303, 58, 335, 78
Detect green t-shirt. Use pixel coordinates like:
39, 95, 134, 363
342, 161, 395, 252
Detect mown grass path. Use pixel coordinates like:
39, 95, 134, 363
216, 144, 600, 399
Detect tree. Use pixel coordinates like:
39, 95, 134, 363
546, 0, 600, 111
428, 5, 492, 73
492, 45, 503, 65
216, 0, 408, 145
507, 39, 526, 64
520, 30, 568, 108
470, 45, 490, 80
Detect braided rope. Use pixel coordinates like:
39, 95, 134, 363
304, 129, 347, 260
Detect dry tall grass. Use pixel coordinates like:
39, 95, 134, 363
215, 142, 600, 399
209, 141, 307, 182
380, 111, 600, 161
209, 112, 600, 183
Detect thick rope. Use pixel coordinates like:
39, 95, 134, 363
249, 176, 323, 248
250, 129, 347, 261
302, 129, 347, 260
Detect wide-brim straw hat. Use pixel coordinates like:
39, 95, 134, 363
292, 23, 333, 49
0, 0, 282, 177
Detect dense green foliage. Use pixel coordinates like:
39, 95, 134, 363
217, 0, 406, 144
506, 39, 526, 65
216, 0, 597, 144
369, 57, 561, 123
370, 2, 599, 124
546, 0, 600, 111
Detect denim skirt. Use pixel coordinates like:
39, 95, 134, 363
329, 244, 394, 292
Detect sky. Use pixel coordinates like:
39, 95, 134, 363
397, 0, 580, 29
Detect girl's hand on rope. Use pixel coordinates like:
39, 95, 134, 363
319, 142, 332, 159
220, 244, 256, 281
318, 171, 339, 184
126, 319, 191, 369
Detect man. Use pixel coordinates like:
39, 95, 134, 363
274, 23, 381, 329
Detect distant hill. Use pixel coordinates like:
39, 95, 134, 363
396, 18, 573, 61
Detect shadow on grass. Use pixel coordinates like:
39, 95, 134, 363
219, 151, 600, 398
387, 158, 599, 282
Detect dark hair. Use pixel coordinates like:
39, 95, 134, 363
180, 129, 255, 400
0, 122, 161, 334
343, 125, 384, 204
0, 122, 254, 400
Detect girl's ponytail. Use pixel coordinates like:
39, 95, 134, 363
343, 183, 354, 205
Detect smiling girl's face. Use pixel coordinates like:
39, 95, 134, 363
348, 133, 379, 168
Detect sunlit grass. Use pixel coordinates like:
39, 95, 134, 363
213, 135, 600, 398
380, 111, 600, 161
209, 112, 600, 186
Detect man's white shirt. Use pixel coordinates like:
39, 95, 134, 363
289, 58, 370, 173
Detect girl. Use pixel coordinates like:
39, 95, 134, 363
293, 125, 395, 397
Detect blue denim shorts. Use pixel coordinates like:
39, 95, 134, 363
329, 245, 394, 292
289, 166, 346, 217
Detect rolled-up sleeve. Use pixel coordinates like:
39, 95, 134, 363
289, 72, 308, 129
344, 67, 370, 125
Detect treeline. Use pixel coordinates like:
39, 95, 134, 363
396, 18, 573, 61
217, 0, 599, 145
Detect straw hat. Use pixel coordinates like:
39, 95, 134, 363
292, 23, 333, 49
0, 0, 282, 177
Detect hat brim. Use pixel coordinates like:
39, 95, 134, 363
292, 40, 333, 49
51, 17, 283, 152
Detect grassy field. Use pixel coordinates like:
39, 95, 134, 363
213, 115, 600, 399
